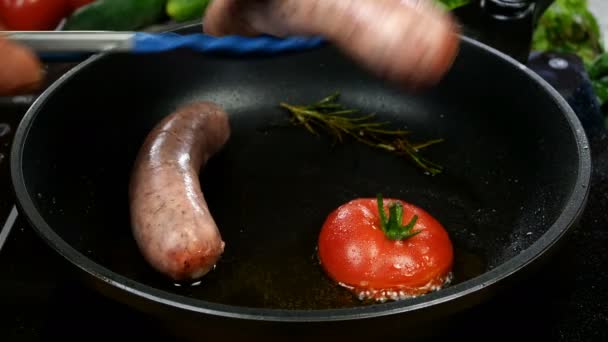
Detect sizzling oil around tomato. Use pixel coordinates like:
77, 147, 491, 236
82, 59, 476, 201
340, 272, 454, 303
137, 243, 486, 310
102, 209, 486, 310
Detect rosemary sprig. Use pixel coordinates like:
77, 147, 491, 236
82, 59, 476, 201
279, 92, 444, 175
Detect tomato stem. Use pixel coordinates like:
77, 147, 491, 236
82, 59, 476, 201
376, 194, 420, 241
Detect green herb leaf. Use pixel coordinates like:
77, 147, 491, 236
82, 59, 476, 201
280, 92, 444, 175
376, 194, 420, 241
532, 0, 604, 68
592, 76, 608, 105
531, 0, 608, 120
588, 53, 608, 80
587, 53, 608, 108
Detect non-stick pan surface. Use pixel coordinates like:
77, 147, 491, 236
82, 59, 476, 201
10, 32, 590, 335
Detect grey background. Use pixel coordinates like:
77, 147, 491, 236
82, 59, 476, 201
589, 0, 607, 46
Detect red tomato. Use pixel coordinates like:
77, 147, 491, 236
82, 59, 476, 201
317, 196, 454, 302
0, 0, 70, 30
67, 0, 96, 11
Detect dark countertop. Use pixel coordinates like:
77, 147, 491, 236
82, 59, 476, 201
0, 52, 607, 341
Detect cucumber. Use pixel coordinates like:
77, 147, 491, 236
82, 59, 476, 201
63, 0, 168, 31
166, 0, 210, 22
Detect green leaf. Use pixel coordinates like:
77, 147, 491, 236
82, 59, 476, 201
531, 0, 608, 120
532, 0, 604, 67
587, 53, 608, 109
592, 77, 608, 106
588, 53, 608, 79
434, 0, 471, 10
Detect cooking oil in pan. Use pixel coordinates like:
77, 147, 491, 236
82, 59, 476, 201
100, 212, 487, 310
163, 241, 487, 310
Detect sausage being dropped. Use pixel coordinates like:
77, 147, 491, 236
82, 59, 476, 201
204, 0, 460, 88
129, 101, 230, 282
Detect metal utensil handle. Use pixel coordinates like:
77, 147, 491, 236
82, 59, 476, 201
1, 31, 326, 56
1, 31, 136, 53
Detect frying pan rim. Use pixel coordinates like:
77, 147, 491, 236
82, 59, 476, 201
10, 35, 591, 322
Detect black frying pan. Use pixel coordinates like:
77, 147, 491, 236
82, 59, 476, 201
10, 23, 590, 339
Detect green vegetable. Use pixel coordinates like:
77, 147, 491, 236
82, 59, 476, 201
588, 53, 608, 79
589, 53, 608, 107
167, 0, 210, 22
376, 194, 420, 241
280, 92, 444, 176
63, 0, 168, 31
592, 77, 608, 105
532, 0, 604, 68
532, 0, 608, 120
434, 0, 471, 11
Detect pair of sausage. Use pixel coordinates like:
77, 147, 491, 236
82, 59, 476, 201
204, 0, 460, 88
130, 0, 460, 282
